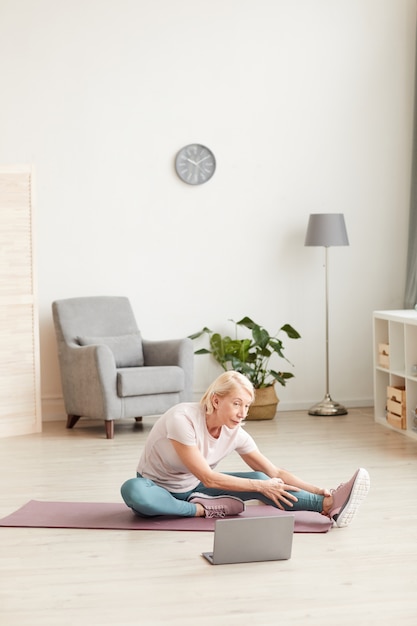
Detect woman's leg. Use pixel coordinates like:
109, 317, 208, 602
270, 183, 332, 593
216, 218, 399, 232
121, 471, 325, 517
191, 471, 324, 513
120, 476, 197, 517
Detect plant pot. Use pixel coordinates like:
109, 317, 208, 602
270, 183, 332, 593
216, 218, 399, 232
247, 385, 279, 420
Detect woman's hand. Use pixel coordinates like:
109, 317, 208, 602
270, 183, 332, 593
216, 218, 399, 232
258, 477, 300, 510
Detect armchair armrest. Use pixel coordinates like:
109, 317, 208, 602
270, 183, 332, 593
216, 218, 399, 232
142, 337, 191, 366
59, 343, 122, 419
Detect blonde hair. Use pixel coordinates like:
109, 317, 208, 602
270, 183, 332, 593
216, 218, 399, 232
200, 371, 254, 414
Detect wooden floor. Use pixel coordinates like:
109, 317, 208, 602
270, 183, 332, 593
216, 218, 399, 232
1, 407, 417, 626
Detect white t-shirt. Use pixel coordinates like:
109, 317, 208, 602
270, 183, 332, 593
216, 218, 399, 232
137, 402, 257, 492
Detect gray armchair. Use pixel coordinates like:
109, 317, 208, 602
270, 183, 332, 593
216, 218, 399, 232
52, 296, 194, 438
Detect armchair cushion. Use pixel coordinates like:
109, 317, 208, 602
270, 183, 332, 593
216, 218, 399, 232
117, 366, 184, 397
77, 333, 144, 367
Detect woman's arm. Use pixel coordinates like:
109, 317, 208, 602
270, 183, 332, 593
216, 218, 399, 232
170, 439, 259, 491
170, 439, 300, 509
241, 449, 330, 497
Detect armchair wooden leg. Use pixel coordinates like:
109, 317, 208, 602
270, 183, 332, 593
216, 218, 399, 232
105, 420, 114, 439
134, 417, 143, 423
67, 415, 81, 429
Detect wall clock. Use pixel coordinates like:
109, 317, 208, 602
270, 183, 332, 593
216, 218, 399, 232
175, 144, 216, 185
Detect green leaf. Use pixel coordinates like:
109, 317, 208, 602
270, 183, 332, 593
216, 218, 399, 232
235, 316, 257, 330
268, 338, 285, 359
252, 326, 269, 349
209, 333, 227, 362
269, 370, 295, 386
187, 327, 213, 340
280, 324, 301, 339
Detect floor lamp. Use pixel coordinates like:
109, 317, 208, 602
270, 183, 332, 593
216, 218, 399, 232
304, 213, 349, 416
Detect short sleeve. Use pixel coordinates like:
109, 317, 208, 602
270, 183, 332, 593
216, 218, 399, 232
166, 409, 199, 446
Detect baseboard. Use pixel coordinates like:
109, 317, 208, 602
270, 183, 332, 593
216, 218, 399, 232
192, 390, 374, 412
42, 393, 374, 422
41, 395, 66, 422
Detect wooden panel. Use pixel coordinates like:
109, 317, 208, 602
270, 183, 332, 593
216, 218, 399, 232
0, 166, 41, 437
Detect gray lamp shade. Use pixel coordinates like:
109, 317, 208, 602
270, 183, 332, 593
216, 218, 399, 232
304, 213, 349, 247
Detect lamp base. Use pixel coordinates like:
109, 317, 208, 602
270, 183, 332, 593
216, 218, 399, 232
308, 393, 348, 416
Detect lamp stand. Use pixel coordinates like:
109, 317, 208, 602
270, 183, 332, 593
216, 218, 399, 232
308, 247, 347, 416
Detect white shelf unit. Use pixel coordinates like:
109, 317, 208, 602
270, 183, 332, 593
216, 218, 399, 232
373, 310, 417, 440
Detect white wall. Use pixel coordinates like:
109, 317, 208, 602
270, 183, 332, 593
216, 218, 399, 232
0, 0, 415, 417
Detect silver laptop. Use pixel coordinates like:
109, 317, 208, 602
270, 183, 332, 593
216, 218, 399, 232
202, 514, 295, 565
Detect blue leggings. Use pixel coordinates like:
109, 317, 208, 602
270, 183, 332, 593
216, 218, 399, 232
120, 472, 324, 517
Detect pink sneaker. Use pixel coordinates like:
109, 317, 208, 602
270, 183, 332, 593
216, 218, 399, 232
329, 468, 370, 527
188, 493, 245, 518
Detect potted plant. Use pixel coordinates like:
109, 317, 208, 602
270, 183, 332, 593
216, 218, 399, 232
189, 317, 301, 420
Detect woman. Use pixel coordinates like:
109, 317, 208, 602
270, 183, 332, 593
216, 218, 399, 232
121, 371, 370, 527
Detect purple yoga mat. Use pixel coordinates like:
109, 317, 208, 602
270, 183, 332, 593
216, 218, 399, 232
0, 500, 333, 532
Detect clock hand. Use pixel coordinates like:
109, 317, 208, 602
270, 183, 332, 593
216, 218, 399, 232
195, 155, 211, 164
185, 158, 197, 165
193, 162, 207, 173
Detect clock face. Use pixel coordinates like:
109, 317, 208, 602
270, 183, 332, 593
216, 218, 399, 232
175, 144, 216, 185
